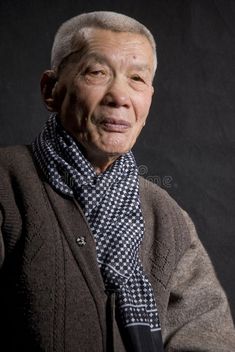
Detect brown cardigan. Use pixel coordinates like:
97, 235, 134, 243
0, 145, 234, 351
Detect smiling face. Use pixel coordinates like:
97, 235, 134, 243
49, 29, 155, 170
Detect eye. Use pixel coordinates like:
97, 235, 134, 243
81, 65, 110, 85
131, 75, 145, 83
89, 69, 106, 76
83, 65, 107, 77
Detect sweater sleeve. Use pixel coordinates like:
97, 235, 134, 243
0, 153, 23, 268
164, 211, 235, 351
0, 209, 5, 268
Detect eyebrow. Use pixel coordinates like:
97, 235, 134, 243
130, 63, 152, 73
81, 53, 110, 65
81, 53, 152, 73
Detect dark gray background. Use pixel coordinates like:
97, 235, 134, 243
0, 0, 234, 320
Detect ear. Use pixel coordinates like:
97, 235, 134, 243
151, 85, 155, 96
40, 70, 58, 111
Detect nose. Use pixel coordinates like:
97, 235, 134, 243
101, 77, 131, 108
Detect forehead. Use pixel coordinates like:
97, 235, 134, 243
74, 28, 154, 70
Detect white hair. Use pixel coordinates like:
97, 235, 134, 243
51, 11, 157, 75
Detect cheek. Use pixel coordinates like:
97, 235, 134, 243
74, 84, 103, 115
62, 90, 89, 123
135, 94, 152, 121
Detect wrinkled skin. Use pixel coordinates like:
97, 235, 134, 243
42, 29, 155, 173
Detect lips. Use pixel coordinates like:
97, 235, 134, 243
99, 117, 131, 132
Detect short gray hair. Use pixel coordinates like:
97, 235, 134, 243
51, 11, 157, 74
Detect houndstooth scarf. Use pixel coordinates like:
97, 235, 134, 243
32, 114, 163, 351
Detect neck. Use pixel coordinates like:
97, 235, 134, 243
77, 143, 121, 174
87, 153, 120, 174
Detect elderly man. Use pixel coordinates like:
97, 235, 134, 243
0, 11, 234, 352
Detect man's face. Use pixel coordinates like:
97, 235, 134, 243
53, 29, 154, 160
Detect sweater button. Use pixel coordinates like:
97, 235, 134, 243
76, 236, 87, 247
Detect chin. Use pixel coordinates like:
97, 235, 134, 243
99, 136, 133, 156
101, 144, 131, 156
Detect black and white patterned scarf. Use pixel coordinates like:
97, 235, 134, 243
32, 114, 163, 351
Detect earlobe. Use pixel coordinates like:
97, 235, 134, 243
40, 70, 58, 111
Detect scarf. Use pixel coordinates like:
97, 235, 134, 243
32, 114, 163, 351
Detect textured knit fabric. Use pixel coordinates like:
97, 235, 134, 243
32, 114, 163, 351
0, 146, 235, 351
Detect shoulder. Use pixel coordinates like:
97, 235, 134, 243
139, 176, 196, 237
0, 145, 40, 184
0, 144, 43, 200
139, 176, 195, 263
0, 145, 33, 170
139, 175, 185, 220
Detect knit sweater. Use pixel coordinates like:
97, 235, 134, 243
0, 145, 234, 351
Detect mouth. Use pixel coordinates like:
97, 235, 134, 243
99, 117, 131, 132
